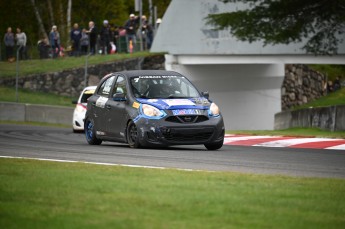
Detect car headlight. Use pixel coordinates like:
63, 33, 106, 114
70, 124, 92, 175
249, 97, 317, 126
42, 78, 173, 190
75, 104, 86, 113
141, 104, 166, 118
209, 103, 220, 116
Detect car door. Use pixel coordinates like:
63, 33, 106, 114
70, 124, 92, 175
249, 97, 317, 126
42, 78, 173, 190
105, 75, 128, 140
91, 75, 116, 136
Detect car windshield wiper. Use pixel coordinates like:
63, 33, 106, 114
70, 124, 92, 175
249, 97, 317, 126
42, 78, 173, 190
138, 95, 149, 99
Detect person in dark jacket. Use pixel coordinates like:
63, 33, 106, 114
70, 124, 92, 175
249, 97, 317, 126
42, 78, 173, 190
80, 29, 89, 55
70, 23, 82, 56
87, 21, 97, 55
49, 25, 61, 58
124, 14, 139, 52
99, 20, 113, 54
4, 27, 15, 61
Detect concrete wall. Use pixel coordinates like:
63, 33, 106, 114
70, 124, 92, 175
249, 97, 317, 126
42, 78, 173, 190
166, 57, 285, 130
0, 102, 73, 126
275, 105, 345, 131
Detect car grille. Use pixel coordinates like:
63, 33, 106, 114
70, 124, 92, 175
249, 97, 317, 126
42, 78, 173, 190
165, 115, 209, 123
161, 127, 214, 143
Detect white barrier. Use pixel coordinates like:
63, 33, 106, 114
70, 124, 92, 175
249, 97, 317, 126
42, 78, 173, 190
0, 102, 74, 126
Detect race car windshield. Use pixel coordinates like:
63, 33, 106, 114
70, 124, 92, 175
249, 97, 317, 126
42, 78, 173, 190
130, 75, 201, 99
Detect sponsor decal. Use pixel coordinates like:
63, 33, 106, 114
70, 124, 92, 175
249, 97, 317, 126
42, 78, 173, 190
163, 99, 195, 106
96, 96, 108, 108
172, 109, 202, 115
84, 89, 95, 95
132, 102, 140, 109
133, 75, 180, 82
96, 131, 106, 136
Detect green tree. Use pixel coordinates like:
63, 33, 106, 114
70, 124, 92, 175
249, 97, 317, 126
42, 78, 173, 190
206, 0, 345, 55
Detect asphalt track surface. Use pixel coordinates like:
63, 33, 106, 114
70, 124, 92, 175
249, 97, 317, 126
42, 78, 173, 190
0, 124, 344, 179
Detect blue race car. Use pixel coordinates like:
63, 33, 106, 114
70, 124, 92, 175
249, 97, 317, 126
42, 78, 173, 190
85, 70, 225, 150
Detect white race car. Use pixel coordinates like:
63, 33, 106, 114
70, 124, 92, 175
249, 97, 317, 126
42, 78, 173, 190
72, 86, 97, 132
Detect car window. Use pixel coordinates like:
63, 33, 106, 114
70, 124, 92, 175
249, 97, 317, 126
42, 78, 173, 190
80, 93, 93, 103
130, 75, 200, 99
80, 88, 96, 103
97, 76, 115, 97
112, 76, 127, 97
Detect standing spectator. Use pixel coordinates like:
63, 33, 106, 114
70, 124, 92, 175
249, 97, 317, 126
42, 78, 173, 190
124, 14, 139, 52
327, 80, 334, 94
70, 23, 82, 56
80, 28, 89, 55
4, 27, 15, 62
16, 27, 27, 60
37, 37, 50, 59
49, 25, 61, 58
141, 15, 153, 50
99, 20, 112, 54
87, 21, 97, 55
333, 76, 341, 91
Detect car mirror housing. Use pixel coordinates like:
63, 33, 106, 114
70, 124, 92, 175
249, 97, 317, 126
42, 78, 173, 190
113, 93, 126, 101
72, 100, 78, 104
201, 91, 209, 99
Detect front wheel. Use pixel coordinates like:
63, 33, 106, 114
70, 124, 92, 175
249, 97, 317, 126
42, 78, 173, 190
204, 141, 223, 150
126, 120, 141, 148
85, 118, 102, 145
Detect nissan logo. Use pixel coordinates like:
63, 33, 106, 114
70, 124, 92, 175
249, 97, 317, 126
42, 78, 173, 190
184, 116, 192, 122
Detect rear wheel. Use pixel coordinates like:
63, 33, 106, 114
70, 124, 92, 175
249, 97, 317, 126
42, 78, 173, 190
204, 141, 223, 150
85, 118, 102, 145
126, 120, 141, 148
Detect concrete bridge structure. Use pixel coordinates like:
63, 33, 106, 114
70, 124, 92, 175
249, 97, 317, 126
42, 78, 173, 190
150, 0, 345, 130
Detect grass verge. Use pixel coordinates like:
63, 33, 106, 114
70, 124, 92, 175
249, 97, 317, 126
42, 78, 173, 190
227, 127, 345, 139
293, 87, 345, 110
0, 52, 153, 78
0, 86, 74, 106
1, 158, 345, 229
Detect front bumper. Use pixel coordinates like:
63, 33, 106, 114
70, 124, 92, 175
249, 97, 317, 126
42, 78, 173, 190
134, 114, 225, 146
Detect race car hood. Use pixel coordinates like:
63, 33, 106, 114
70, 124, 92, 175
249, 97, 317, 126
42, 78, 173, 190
136, 98, 211, 110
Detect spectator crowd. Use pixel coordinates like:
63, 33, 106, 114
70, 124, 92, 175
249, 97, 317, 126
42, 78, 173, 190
3, 14, 160, 61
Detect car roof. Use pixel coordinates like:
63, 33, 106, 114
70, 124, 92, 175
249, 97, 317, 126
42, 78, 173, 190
83, 85, 97, 91
116, 70, 184, 78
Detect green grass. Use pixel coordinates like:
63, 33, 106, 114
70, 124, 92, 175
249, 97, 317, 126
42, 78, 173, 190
1, 158, 345, 229
0, 86, 75, 106
227, 127, 345, 139
293, 87, 345, 110
0, 52, 153, 78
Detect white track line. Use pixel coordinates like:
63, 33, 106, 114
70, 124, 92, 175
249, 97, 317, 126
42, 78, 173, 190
0, 156, 206, 172
224, 135, 278, 143
254, 138, 342, 148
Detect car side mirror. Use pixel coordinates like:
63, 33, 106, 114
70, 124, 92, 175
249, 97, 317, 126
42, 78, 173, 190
72, 100, 78, 104
201, 91, 209, 99
113, 93, 126, 101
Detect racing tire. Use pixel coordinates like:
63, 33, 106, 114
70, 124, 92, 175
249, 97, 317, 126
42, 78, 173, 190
85, 118, 102, 145
204, 141, 223, 150
126, 120, 141, 148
